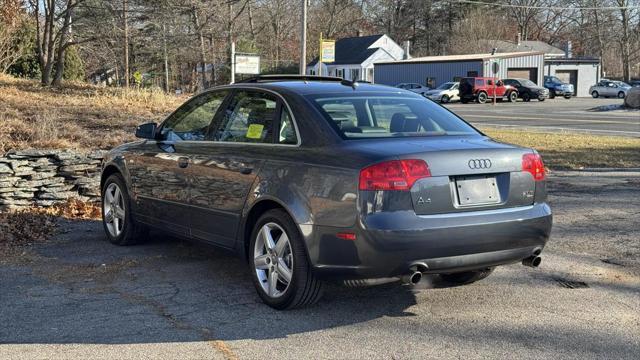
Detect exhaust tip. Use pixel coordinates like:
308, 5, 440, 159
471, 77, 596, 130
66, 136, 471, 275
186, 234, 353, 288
409, 271, 422, 284
522, 255, 542, 268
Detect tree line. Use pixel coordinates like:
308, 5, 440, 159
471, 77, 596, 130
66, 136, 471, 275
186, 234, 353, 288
1, 0, 638, 90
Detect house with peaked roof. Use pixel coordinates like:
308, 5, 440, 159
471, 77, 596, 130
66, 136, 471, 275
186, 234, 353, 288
306, 34, 405, 82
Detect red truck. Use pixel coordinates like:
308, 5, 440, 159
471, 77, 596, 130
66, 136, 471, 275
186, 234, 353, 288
459, 77, 518, 104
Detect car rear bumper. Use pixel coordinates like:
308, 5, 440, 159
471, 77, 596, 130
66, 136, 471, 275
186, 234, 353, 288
307, 203, 552, 279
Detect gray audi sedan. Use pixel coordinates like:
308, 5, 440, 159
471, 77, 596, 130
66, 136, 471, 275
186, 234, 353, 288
100, 75, 552, 309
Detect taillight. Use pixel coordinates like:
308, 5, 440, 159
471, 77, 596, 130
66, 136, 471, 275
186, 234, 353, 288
359, 159, 431, 191
522, 153, 545, 181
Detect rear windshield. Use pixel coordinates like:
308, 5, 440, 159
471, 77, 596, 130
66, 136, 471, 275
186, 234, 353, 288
306, 94, 480, 139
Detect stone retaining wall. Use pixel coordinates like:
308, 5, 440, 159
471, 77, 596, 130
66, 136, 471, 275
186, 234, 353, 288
0, 149, 105, 210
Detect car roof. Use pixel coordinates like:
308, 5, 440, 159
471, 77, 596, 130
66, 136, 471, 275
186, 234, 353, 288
220, 80, 414, 96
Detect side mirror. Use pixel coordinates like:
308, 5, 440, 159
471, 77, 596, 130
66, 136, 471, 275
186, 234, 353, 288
135, 122, 157, 139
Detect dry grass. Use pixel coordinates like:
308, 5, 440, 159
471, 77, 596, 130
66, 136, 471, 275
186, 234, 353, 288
483, 128, 640, 170
0, 74, 184, 153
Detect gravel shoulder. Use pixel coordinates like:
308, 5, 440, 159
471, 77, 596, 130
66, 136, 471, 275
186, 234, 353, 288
1, 171, 638, 360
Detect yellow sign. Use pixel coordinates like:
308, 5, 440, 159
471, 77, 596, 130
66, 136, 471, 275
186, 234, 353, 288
246, 124, 264, 139
320, 40, 335, 63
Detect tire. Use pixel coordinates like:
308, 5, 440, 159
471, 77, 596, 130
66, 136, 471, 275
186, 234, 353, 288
439, 268, 494, 286
522, 92, 531, 102
538, 97, 545, 102
592, 91, 599, 98
249, 209, 323, 309
618, 91, 625, 99
477, 92, 488, 104
507, 91, 517, 102
441, 95, 450, 103
101, 173, 148, 246
564, 94, 572, 99
461, 98, 469, 104
549, 90, 556, 99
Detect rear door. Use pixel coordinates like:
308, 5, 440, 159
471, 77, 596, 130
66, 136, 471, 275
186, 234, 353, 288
186, 89, 296, 247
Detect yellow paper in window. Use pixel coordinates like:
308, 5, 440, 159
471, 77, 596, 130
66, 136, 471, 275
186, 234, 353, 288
246, 124, 264, 139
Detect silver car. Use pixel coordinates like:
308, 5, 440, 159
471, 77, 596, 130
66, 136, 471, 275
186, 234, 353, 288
590, 80, 631, 99
396, 83, 430, 96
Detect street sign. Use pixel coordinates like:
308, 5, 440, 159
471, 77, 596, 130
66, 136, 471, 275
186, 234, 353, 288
491, 61, 500, 74
321, 40, 335, 63
235, 55, 260, 75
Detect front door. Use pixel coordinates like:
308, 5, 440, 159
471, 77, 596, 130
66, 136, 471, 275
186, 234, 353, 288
187, 90, 297, 247
129, 90, 229, 237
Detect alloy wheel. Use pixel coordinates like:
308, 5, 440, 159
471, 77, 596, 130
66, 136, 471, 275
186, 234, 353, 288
103, 183, 125, 237
253, 222, 293, 298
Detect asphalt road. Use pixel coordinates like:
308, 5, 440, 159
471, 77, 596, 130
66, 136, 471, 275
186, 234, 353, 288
1, 171, 639, 360
444, 98, 640, 137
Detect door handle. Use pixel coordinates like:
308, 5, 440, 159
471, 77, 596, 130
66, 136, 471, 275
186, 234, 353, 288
240, 167, 253, 175
178, 157, 189, 168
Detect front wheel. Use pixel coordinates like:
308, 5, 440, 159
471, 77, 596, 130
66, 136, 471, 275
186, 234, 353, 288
618, 91, 626, 99
441, 95, 450, 103
522, 92, 531, 102
564, 94, 572, 99
592, 91, 599, 98
101, 174, 148, 245
439, 268, 494, 286
250, 209, 323, 309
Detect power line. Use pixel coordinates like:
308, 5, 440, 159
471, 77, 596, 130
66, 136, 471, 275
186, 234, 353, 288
449, 0, 640, 10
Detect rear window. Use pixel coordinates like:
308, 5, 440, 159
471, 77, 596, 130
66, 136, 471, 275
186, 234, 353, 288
307, 94, 480, 139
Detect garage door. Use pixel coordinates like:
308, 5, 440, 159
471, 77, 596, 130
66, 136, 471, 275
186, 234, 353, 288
507, 68, 538, 84
555, 70, 578, 95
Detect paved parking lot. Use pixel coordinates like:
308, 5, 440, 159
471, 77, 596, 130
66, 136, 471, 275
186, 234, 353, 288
445, 98, 640, 137
2, 171, 639, 359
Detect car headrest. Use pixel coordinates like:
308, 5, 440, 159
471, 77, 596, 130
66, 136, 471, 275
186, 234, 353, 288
390, 113, 420, 133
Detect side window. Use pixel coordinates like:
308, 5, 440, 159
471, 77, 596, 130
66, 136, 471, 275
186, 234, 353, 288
475, 79, 484, 87
215, 91, 277, 143
487, 79, 493, 86
161, 90, 228, 141
278, 107, 298, 145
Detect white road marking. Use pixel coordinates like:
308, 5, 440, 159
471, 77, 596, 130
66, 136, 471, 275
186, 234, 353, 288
478, 123, 640, 136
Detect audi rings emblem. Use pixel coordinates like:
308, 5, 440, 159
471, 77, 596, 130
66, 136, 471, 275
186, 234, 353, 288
468, 159, 492, 169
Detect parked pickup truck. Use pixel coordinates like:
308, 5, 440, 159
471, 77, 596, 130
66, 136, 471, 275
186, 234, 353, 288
543, 76, 574, 99
459, 77, 518, 104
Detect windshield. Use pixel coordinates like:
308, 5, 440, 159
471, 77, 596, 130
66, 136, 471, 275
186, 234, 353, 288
436, 82, 455, 90
521, 79, 537, 87
546, 76, 562, 84
307, 94, 480, 139
615, 81, 631, 87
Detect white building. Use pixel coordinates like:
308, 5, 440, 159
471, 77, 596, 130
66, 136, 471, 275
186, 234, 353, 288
307, 34, 405, 82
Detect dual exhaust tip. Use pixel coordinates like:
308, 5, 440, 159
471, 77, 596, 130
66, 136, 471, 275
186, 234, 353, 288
401, 255, 542, 285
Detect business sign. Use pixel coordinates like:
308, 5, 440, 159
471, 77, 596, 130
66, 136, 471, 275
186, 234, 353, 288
320, 40, 335, 63
235, 55, 260, 74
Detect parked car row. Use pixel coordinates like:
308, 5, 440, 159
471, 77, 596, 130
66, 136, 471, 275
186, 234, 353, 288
397, 76, 562, 104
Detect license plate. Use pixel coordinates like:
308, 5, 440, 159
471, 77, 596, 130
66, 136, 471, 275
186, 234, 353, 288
455, 175, 500, 206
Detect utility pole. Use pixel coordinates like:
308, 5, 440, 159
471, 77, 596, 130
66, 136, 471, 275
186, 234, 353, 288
162, 23, 169, 93
299, 0, 307, 75
230, 41, 235, 84
123, 0, 129, 87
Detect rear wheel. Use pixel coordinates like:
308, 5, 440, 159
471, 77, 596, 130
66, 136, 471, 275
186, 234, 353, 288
507, 91, 517, 102
549, 90, 556, 99
538, 97, 545, 102
461, 98, 469, 104
101, 174, 148, 245
477, 92, 488, 104
439, 268, 494, 286
618, 91, 625, 99
249, 209, 323, 309
592, 91, 599, 98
